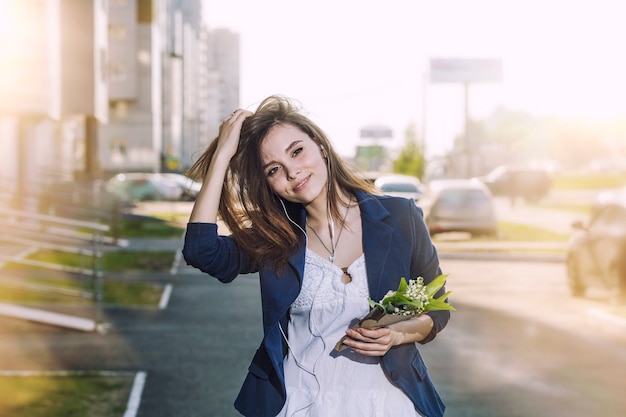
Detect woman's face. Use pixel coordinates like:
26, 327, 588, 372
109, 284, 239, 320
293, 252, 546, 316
260, 123, 328, 205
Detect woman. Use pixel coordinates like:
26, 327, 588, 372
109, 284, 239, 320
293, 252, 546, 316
182, 95, 451, 417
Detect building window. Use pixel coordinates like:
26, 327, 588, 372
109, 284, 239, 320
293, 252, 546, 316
137, 0, 152, 23
108, 24, 127, 41
110, 139, 127, 165
109, 62, 127, 82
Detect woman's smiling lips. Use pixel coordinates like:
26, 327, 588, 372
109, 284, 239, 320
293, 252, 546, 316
293, 175, 310, 192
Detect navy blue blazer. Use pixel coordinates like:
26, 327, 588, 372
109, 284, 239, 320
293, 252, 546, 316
183, 191, 450, 417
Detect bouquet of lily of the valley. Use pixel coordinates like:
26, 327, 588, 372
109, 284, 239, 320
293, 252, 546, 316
335, 274, 455, 351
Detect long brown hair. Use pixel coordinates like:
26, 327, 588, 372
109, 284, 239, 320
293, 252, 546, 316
187, 95, 376, 271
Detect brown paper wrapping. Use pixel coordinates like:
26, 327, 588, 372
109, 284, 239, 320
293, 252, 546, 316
334, 308, 418, 352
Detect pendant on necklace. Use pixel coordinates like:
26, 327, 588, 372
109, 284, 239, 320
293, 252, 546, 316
329, 254, 335, 263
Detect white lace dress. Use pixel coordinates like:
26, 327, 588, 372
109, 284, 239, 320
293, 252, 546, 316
276, 249, 421, 417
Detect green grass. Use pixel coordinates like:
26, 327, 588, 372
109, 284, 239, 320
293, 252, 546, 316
607, 305, 626, 320
552, 172, 626, 190
532, 202, 592, 215
496, 221, 571, 242
433, 221, 571, 256
0, 374, 134, 417
149, 212, 190, 222
110, 218, 184, 238
102, 250, 177, 271
4, 250, 176, 272
0, 211, 180, 415
0, 279, 164, 306
102, 280, 164, 305
0, 250, 174, 305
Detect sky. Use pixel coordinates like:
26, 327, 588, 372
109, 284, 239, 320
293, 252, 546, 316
202, 0, 626, 158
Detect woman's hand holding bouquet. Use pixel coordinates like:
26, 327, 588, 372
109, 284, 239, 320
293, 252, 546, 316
335, 274, 455, 351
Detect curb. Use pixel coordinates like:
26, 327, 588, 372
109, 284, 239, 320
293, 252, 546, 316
588, 308, 626, 339
438, 251, 565, 263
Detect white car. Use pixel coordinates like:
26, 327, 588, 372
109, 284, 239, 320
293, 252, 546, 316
106, 173, 185, 202
160, 173, 202, 200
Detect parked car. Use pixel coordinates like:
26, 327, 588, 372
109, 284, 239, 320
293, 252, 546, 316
374, 174, 424, 203
160, 173, 202, 200
422, 179, 497, 237
566, 201, 626, 300
594, 186, 626, 212
360, 171, 387, 184
105, 173, 184, 202
476, 165, 552, 202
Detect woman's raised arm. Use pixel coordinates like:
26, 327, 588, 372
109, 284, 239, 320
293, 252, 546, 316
189, 109, 252, 223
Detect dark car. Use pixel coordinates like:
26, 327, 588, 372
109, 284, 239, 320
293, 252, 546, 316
566, 201, 626, 301
477, 165, 552, 202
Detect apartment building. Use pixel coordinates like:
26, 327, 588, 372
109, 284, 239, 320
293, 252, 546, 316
0, 0, 240, 192
103, 0, 240, 175
0, 0, 108, 192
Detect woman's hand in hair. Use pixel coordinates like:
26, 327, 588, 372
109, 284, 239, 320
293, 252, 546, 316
216, 109, 253, 160
188, 109, 252, 223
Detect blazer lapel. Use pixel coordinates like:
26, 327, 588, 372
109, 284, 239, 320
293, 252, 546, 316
263, 194, 394, 328
357, 192, 394, 300
262, 206, 307, 331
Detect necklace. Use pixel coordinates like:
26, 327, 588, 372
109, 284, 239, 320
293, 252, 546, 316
307, 199, 351, 263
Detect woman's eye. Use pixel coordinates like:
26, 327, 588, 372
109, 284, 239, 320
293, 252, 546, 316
267, 166, 279, 177
292, 147, 303, 157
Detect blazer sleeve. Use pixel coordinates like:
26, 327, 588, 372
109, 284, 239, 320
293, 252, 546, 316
182, 222, 257, 282
408, 202, 451, 344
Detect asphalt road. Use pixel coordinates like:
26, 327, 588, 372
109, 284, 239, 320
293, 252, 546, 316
2, 256, 625, 417
435, 258, 626, 417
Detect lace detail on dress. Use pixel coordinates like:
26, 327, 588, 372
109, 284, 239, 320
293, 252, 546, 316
278, 249, 422, 416
291, 250, 368, 311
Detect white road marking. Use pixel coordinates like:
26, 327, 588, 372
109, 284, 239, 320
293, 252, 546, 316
124, 371, 147, 417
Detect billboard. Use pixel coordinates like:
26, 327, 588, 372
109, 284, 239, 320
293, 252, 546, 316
430, 59, 502, 84
360, 125, 393, 140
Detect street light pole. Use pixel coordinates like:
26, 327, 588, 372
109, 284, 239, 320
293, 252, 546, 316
464, 82, 472, 178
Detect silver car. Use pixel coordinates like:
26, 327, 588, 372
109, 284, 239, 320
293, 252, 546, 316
422, 179, 497, 237
374, 174, 424, 203
566, 201, 626, 300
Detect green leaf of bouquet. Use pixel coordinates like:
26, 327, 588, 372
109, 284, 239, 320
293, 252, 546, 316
431, 303, 456, 312
399, 299, 421, 306
435, 291, 452, 302
383, 293, 412, 306
425, 273, 449, 298
427, 297, 456, 311
368, 298, 385, 311
397, 277, 408, 294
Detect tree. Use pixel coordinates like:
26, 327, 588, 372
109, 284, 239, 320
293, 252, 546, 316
393, 123, 426, 179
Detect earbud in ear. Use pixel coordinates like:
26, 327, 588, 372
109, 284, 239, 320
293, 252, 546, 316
319, 144, 328, 158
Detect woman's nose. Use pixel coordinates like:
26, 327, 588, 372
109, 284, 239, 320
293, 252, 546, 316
286, 167, 301, 180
